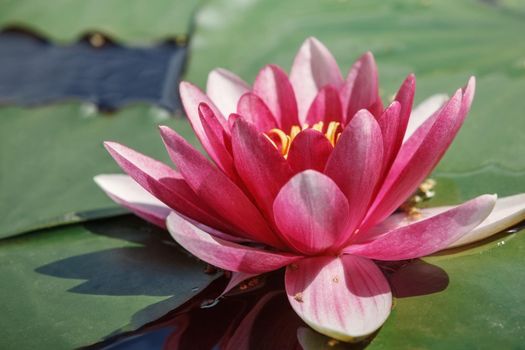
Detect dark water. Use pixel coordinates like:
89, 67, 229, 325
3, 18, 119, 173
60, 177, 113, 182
86, 271, 305, 350
84, 258, 451, 350
0, 28, 186, 112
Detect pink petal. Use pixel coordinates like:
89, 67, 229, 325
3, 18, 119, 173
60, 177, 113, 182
159, 126, 282, 248
231, 118, 293, 220
103, 141, 227, 230
345, 194, 496, 260
206, 68, 250, 117
324, 110, 384, 239
392, 74, 416, 147
198, 103, 238, 179
289, 37, 343, 123
253, 64, 299, 132
375, 101, 402, 172
94, 174, 170, 228
287, 129, 333, 173
412, 193, 525, 249
181, 215, 252, 243
403, 93, 449, 142
340, 52, 382, 122
285, 255, 392, 341
273, 170, 350, 255
305, 85, 343, 125
237, 92, 278, 132
362, 78, 475, 229
180, 81, 228, 151
449, 193, 525, 248
167, 212, 301, 274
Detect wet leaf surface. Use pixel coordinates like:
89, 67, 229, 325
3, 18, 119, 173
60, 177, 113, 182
0, 0, 201, 43
0, 215, 219, 349
0, 103, 197, 238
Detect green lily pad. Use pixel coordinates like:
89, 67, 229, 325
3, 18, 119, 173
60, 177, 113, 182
0, 103, 197, 238
186, 0, 525, 197
0, 215, 219, 349
366, 227, 525, 349
0, 0, 201, 43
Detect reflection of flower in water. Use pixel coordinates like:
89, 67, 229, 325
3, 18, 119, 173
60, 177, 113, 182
95, 37, 525, 341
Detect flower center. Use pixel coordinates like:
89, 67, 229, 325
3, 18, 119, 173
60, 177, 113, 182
263, 121, 342, 157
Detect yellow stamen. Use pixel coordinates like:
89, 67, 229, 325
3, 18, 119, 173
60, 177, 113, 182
312, 121, 324, 132
289, 125, 302, 140
264, 121, 343, 157
325, 121, 341, 146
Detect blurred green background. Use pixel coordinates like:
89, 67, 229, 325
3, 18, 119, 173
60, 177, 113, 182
0, 0, 524, 348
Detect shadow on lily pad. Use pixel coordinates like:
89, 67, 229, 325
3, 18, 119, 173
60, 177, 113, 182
34, 216, 219, 339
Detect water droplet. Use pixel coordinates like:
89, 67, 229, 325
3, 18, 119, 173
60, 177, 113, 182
200, 298, 220, 309
149, 106, 171, 122
80, 103, 98, 118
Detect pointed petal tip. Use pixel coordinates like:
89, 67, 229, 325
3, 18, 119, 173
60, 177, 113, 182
463, 76, 476, 95
404, 73, 416, 85
178, 80, 192, 93
103, 141, 125, 154
362, 51, 375, 61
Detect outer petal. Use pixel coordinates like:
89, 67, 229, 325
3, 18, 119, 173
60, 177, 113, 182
285, 256, 392, 342
345, 194, 496, 260
392, 74, 416, 148
167, 212, 302, 274
231, 118, 293, 219
94, 174, 170, 228
362, 78, 475, 229
375, 101, 402, 172
103, 141, 227, 230
403, 93, 448, 142
206, 68, 250, 117
253, 64, 299, 132
273, 170, 350, 255
305, 85, 343, 125
325, 110, 384, 239
287, 129, 333, 173
340, 52, 382, 122
180, 81, 228, 153
198, 103, 237, 179
353, 193, 525, 247
449, 193, 525, 247
290, 37, 343, 123
159, 126, 282, 248
237, 92, 278, 132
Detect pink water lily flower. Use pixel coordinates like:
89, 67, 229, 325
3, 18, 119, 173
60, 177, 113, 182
95, 37, 525, 341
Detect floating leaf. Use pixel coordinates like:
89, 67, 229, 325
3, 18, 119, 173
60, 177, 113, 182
0, 215, 219, 349
0, 0, 201, 43
0, 103, 197, 238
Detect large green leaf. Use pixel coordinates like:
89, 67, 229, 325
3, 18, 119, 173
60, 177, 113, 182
0, 215, 219, 349
367, 228, 525, 349
0, 0, 201, 43
0, 103, 197, 238
186, 0, 525, 197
